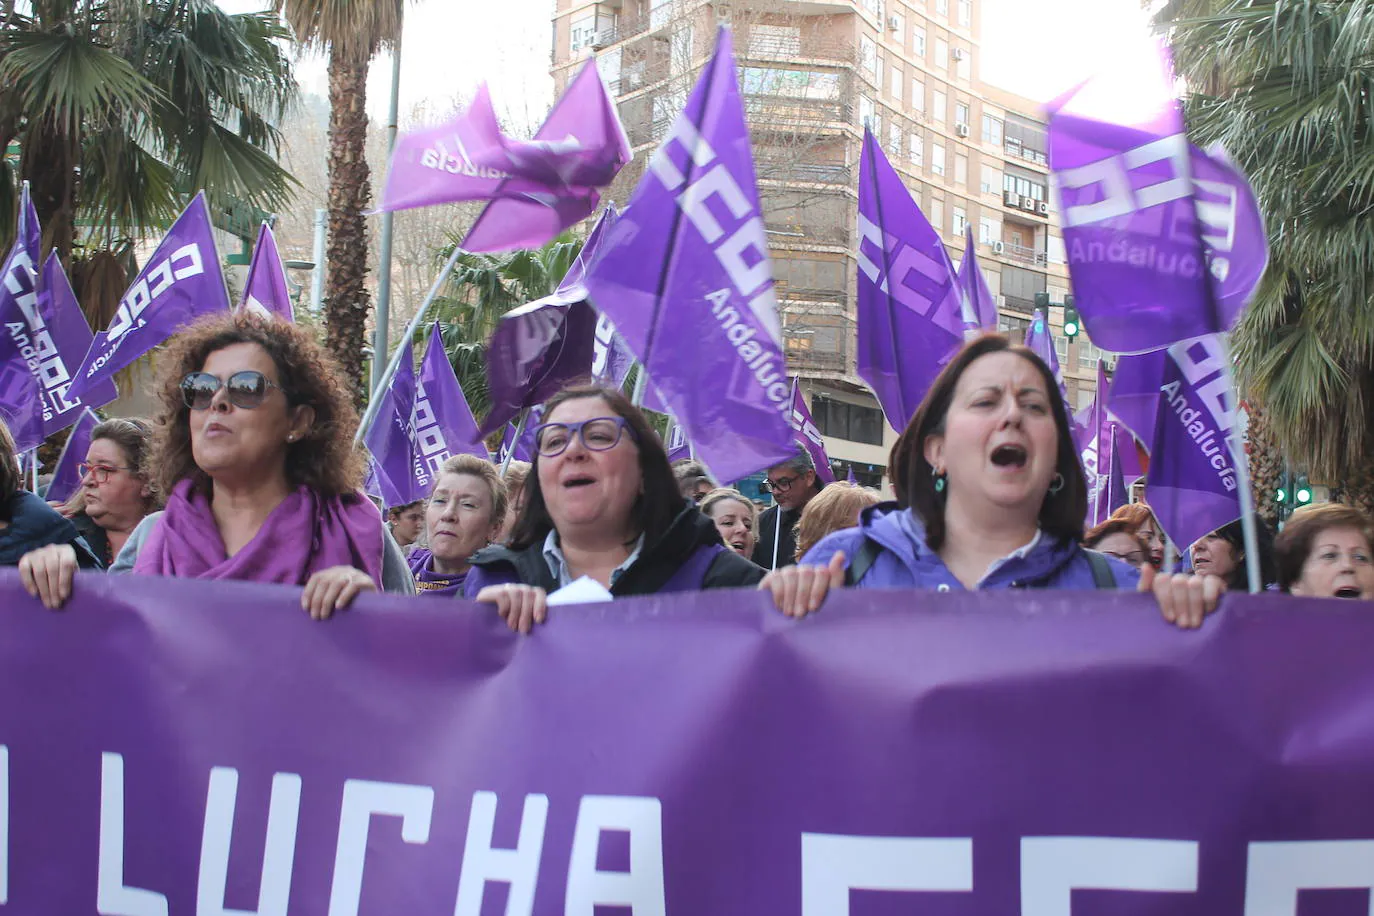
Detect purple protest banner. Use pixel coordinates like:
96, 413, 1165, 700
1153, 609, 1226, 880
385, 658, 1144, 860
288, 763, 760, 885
44, 407, 100, 504
1115, 334, 1243, 549
789, 379, 835, 485
0, 184, 47, 450
70, 192, 229, 399
237, 223, 294, 322
35, 253, 118, 435
583, 27, 795, 484
857, 127, 964, 431
956, 225, 998, 334
477, 207, 616, 436
5, 571, 1374, 913
1046, 43, 1268, 352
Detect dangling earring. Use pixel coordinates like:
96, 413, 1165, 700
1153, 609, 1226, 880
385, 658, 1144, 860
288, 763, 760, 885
933, 470, 947, 494
1048, 472, 1065, 495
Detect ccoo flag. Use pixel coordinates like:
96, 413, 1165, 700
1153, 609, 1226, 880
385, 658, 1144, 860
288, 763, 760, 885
36, 253, 118, 436
856, 127, 964, 431
1022, 308, 1072, 419
363, 336, 420, 508
477, 207, 617, 437
1113, 334, 1242, 550
237, 223, 294, 322
956, 225, 998, 334
0, 184, 47, 450
1045, 41, 1268, 352
44, 407, 100, 504
1076, 360, 1112, 526
70, 192, 229, 399
789, 380, 835, 485
582, 27, 794, 484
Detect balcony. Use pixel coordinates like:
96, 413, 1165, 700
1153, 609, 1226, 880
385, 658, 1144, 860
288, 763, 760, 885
1000, 242, 1048, 267
1004, 139, 1049, 167
739, 34, 857, 66
745, 95, 853, 132
1001, 188, 1049, 219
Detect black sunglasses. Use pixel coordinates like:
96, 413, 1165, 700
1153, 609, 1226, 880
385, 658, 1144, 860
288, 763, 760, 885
180, 370, 282, 411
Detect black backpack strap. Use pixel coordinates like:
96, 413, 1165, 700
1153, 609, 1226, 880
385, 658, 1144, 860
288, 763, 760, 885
1083, 549, 1117, 589
844, 537, 882, 586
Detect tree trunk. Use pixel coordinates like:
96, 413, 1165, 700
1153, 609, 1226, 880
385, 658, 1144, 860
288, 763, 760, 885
325, 46, 373, 409
22, 116, 78, 260
1242, 401, 1282, 527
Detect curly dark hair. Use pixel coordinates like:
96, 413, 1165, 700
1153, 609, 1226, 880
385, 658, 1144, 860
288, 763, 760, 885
146, 313, 365, 499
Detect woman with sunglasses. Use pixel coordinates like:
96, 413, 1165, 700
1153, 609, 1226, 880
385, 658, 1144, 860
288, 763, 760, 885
465, 384, 765, 632
20, 314, 413, 612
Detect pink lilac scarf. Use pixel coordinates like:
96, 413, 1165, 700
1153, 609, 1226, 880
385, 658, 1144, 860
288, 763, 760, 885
134, 479, 384, 587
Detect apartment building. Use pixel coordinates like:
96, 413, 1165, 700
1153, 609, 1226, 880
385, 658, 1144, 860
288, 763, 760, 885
551, 0, 1106, 487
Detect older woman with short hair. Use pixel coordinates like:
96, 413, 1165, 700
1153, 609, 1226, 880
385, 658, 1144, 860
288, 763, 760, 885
64, 417, 157, 566
1274, 504, 1374, 599
19, 313, 413, 613
794, 482, 882, 562
761, 334, 1225, 628
409, 454, 506, 596
467, 384, 764, 632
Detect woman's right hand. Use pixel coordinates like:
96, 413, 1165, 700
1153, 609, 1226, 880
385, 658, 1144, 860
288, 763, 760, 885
759, 551, 847, 618
475, 583, 549, 634
18, 544, 80, 610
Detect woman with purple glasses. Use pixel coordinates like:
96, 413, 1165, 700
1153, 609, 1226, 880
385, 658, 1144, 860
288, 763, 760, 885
19, 313, 413, 612
466, 383, 764, 633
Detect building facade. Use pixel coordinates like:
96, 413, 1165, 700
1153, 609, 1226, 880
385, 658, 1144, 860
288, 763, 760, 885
551, 0, 1108, 487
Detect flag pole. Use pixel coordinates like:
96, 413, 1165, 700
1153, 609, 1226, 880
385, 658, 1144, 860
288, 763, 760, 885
500, 409, 529, 476
1219, 336, 1263, 593
355, 242, 465, 445
630, 363, 648, 408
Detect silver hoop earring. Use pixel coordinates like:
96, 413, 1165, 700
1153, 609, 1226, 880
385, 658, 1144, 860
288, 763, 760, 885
1048, 472, 1065, 495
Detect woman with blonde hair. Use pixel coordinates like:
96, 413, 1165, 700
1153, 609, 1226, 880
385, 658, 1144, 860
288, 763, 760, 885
794, 482, 881, 561
409, 454, 507, 596
699, 487, 758, 558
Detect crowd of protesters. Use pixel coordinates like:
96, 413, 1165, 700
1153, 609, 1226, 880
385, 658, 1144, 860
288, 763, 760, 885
6, 314, 1372, 623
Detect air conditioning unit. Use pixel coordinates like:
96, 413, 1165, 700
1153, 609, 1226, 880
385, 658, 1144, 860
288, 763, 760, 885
951, 47, 966, 61
954, 122, 969, 138
992, 240, 1005, 254
1021, 196, 1036, 213
1036, 200, 1049, 215
1004, 190, 1022, 207
887, 16, 901, 31
590, 31, 613, 50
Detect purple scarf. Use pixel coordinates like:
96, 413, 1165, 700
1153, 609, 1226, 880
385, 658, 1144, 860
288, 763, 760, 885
407, 548, 467, 598
133, 479, 384, 588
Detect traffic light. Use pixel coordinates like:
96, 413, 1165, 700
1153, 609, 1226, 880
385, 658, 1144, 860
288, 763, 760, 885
1034, 291, 1050, 311
1062, 295, 1080, 339
1295, 474, 1313, 506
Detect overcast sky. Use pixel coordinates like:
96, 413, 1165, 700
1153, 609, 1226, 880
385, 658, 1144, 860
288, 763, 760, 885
218, 0, 1155, 127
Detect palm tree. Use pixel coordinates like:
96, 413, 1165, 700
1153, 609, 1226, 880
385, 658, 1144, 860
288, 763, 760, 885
0, 0, 297, 265
1158, 0, 1374, 512
275, 0, 404, 407
428, 232, 583, 422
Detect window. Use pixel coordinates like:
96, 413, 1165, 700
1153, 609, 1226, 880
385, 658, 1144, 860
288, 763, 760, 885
931, 197, 945, 233
888, 122, 902, 156
956, 49, 971, 80
980, 163, 999, 194
774, 258, 845, 293
936, 0, 949, 14
954, 153, 968, 186
978, 216, 1000, 245
890, 66, 903, 103
935, 37, 949, 68
953, 206, 967, 235
1002, 170, 1047, 201
813, 397, 884, 445
913, 26, 926, 56
958, 0, 972, 25
570, 14, 595, 52
860, 36, 879, 81
741, 68, 841, 100
596, 47, 622, 89
933, 90, 947, 124
911, 78, 925, 113
931, 142, 945, 176
889, 12, 904, 40
999, 313, 1030, 344
955, 101, 969, 127
1047, 234, 1066, 264
908, 132, 924, 166
861, 0, 882, 15
748, 25, 802, 57
1079, 341, 1107, 370
981, 113, 1003, 145
858, 94, 876, 129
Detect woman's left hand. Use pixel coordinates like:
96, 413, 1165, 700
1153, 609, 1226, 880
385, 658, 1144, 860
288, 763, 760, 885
302, 566, 378, 620
1139, 564, 1226, 629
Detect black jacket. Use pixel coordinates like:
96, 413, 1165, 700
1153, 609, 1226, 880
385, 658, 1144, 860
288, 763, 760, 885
71, 512, 113, 566
0, 491, 103, 568
467, 503, 764, 596
752, 503, 802, 570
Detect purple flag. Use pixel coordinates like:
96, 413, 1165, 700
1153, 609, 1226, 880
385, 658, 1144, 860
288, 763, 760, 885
857, 127, 964, 431
591, 312, 636, 391
1022, 308, 1073, 417
44, 407, 100, 504
1105, 421, 1130, 518
1046, 44, 1268, 352
846, 464, 858, 485
70, 192, 229, 399
497, 405, 542, 466
582, 27, 795, 484
789, 380, 835, 485
664, 421, 691, 463
417, 322, 486, 460
0, 184, 48, 450
237, 223, 294, 322
1114, 335, 1242, 549
362, 457, 383, 503
10, 573, 1374, 913
1077, 361, 1112, 526
33, 253, 118, 436
362, 337, 420, 508
956, 225, 998, 333
477, 207, 617, 437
